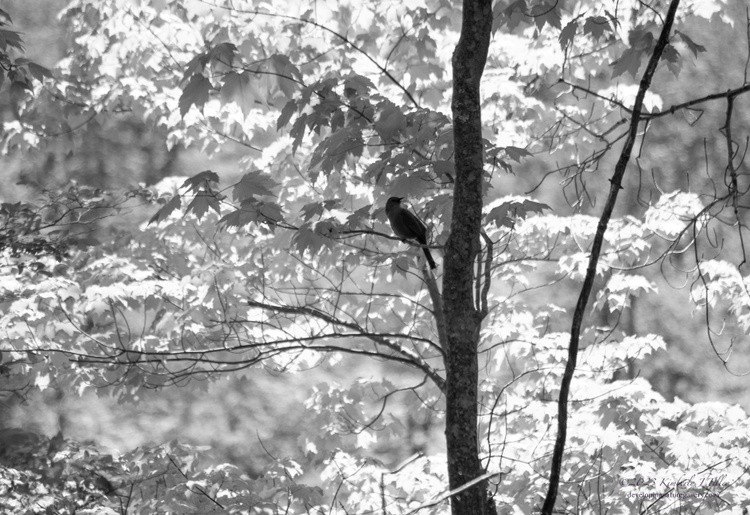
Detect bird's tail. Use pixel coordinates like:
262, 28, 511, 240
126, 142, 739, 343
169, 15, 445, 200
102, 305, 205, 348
423, 248, 437, 269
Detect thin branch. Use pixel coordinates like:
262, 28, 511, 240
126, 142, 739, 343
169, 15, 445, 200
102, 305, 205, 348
479, 230, 493, 317
403, 471, 503, 515
541, 1, 681, 513
245, 299, 445, 390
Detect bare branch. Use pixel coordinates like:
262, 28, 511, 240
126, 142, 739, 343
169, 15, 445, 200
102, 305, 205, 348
542, 1, 681, 512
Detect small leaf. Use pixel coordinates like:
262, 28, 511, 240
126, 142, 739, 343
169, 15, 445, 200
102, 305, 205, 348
346, 204, 372, 228
374, 101, 406, 141
182, 52, 209, 82
0, 28, 24, 51
277, 99, 297, 130
27, 62, 53, 81
209, 42, 237, 66
676, 30, 706, 57
343, 74, 375, 97
232, 171, 277, 202
559, 20, 577, 49
662, 44, 681, 77
185, 191, 221, 220
531, 2, 562, 30
220, 71, 254, 116
182, 170, 219, 193
179, 74, 211, 117
611, 47, 643, 78
301, 200, 341, 222
270, 54, 301, 99
148, 195, 182, 225
486, 198, 550, 228
583, 16, 609, 40
612, 28, 654, 79
504, 146, 532, 162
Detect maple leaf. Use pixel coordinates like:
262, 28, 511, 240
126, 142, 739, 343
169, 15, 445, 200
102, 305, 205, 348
676, 31, 706, 57
27, 62, 53, 81
293, 225, 328, 256
148, 195, 181, 225
583, 16, 610, 40
559, 20, 577, 49
661, 44, 681, 77
277, 99, 297, 130
0, 28, 24, 51
374, 101, 406, 142
505, 146, 532, 162
301, 200, 341, 222
182, 170, 219, 193
612, 28, 654, 79
309, 128, 364, 177
209, 42, 237, 66
343, 74, 375, 97
611, 47, 643, 79
232, 171, 278, 203
185, 191, 221, 220
219, 199, 283, 228
220, 71, 255, 116
532, 2, 561, 30
181, 52, 209, 83
486, 199, 550, 228
270, 54, 302, 99
346, 204, 372, 228
179, 74, 211, 117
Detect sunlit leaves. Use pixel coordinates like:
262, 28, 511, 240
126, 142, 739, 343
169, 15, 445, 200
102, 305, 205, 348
5, 0, 750, 512
310, 127, 364, 177
643, 191, 704, 238
593, 273, 657, 312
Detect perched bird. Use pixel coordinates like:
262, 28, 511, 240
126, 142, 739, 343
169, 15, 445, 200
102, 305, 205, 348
385, 196, 437, 269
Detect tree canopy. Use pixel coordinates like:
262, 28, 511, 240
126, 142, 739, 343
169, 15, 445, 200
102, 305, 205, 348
3, 0, 750, 513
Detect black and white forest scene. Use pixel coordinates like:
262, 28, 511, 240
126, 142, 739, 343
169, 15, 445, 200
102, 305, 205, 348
2, 0, 750, 513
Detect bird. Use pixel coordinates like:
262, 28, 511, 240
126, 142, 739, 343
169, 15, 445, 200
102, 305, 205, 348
385, 196, 437, 269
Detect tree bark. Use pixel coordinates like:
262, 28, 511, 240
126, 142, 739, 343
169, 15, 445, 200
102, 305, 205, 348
443, 0, 494, 513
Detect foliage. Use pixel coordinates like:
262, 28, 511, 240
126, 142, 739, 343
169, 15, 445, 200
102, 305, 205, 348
0, 427, 331, 514
3, 0, 750, 513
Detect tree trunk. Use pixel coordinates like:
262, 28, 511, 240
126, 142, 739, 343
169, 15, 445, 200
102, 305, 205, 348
443, 0, 494, 513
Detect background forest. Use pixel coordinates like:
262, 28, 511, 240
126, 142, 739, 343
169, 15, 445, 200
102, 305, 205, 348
2, 0, 750, 513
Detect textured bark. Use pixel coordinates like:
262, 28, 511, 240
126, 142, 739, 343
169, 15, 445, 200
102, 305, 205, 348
541, 1, 681, 513
443, 0, 495, 513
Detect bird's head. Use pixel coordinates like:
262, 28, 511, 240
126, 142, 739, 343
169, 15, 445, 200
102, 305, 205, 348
386, 196, 403, 212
